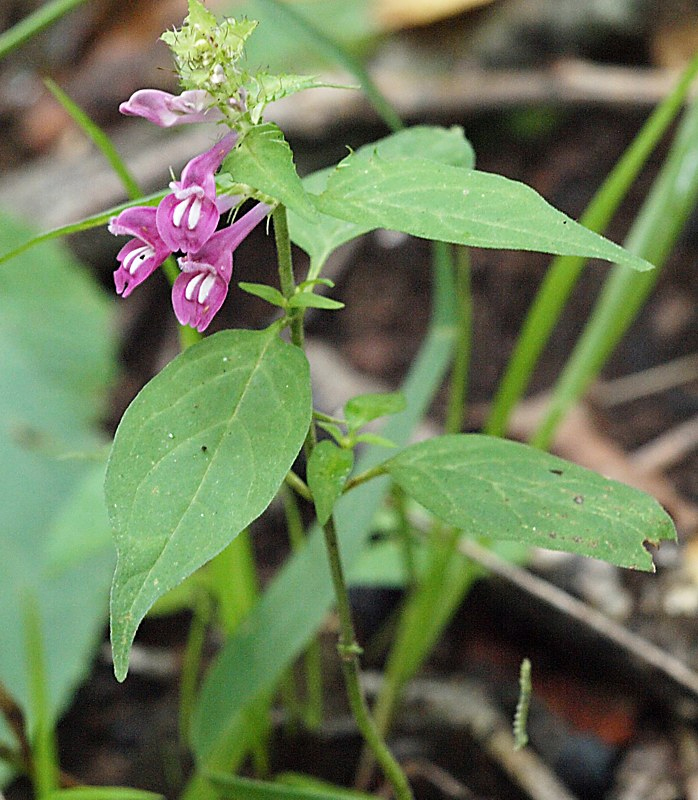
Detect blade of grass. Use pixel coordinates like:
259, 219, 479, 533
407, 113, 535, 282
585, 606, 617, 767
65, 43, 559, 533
485, 51, 698, 437
0, 0, 90, 60
0, 195, 164, 267
251, 0, 403, 133
44, 79, 142, 201
532, 92, 698, 448
23, 596, 59, 799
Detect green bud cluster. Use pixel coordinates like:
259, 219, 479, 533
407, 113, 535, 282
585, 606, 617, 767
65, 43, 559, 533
161, 0, 256, 108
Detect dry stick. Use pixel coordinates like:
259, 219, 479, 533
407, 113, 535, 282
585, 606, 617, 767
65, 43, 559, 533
459, 539, 698, 698
593, 352, 698, 407
362, 672, 580, 800
630, 412, 698, 472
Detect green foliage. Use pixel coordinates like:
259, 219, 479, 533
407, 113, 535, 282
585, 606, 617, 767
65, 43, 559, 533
288, 125, 475, 270
315, 155, 653, 271
223, 123, 318, 220
106, 328, 312, 681
345, 392, 406, 432
205, 771, 374, 800
188, 259, 458, 772
0, 213, 116, 779
307, 440, 354, 525
384, 435, 676, 570
45, 789, 164, 800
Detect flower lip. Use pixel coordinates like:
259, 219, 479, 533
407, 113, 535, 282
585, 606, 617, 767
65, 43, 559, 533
109, 206, 171, 297
118, 89, 224, 127
170, 202, 271, 331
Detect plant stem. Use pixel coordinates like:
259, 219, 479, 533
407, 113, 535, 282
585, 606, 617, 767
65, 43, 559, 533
272, 203, 412, 799
322, 518, 413, 800
273, 205, 304, 350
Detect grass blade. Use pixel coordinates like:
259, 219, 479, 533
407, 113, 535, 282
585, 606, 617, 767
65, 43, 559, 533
532, 92, 698, 447
485, 52, 698, 437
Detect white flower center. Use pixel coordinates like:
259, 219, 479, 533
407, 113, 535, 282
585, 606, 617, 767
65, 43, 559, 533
171, 185, 206, 230
124, 244, 153, 274
184, 271, 217, 305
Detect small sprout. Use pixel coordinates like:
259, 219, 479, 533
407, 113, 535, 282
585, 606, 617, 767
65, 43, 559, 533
513, 657, 532, 750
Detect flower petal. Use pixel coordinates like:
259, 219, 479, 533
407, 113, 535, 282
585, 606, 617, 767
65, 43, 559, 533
179, 130, 238, 190
109, 206, 171, 296
157, 192, 220, 253
172, 268, 229, 332
119, 89, 223, 127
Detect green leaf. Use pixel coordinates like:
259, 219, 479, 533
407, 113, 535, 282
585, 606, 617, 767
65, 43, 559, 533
106, 328, 311, 681
288, 125, 475, 269
205, 771, 374, 800
385, 435, 676, 570
315, 156, 654, 271
345, 391, 406, 432
238, 281, 288, 308
223, 123, 317, 220
45, 788, 164, 800
287, 292, 344, 310
246, 73, 357, 124
0, 212, 116, 772
307, 440, 354, 525
353, 432, 397, 448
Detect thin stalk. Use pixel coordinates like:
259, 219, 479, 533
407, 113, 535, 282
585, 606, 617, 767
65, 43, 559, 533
282, 486, 324, 729
179, 591, 212, 743
23, 597, 58, 798
357, 243, 473, 786
0, 0, 89, 59
533, 91, 698, 448
45, 78, 141, 199
322, 517, 413, 800
273, 203, 412, 799
485, 51, 698, 437
273, 205, 305, 350
444, 246, 472, 434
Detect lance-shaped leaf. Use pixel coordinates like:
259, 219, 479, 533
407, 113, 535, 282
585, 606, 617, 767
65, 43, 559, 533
106, 328, 311, 681
384, 434, 676, 570
315, 155, 654, 271
288, 125, 475, 268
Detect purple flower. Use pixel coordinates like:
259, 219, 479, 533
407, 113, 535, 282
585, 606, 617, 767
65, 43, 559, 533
108, 206, 171, 297
172, 203, 270, 331
156, 131, 238, 253
119, 89, 224, 127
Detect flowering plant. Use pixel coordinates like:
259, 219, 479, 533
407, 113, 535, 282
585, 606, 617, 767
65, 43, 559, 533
2, 0, 693, 797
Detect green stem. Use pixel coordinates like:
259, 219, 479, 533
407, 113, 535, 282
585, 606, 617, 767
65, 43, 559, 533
285, 470, 313, 502
179, 591, 212, 743
273, 205, 304, 350
322, 517, 413, 800
282, 486, 324, 729
343, 463, 389, 493
444, 247, 472, 434
273, 202, 412, 799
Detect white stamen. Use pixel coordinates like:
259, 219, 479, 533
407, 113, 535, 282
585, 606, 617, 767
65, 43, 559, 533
198, 273, 217, 304
187, 196, 203, 230
185, 272, 205, 302
172, 198, 190, 228
124, 245, 152, 274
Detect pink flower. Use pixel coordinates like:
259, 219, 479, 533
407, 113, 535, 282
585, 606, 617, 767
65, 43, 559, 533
119, 89, 224, 127
156, 131, 238, 253
108, 206, 171, 297
172, 203, 270, 331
